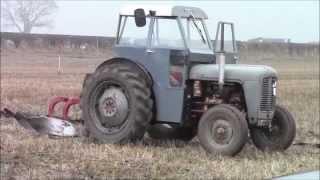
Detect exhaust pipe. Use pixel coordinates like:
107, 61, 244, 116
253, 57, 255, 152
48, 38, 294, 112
216, 52, 225, 93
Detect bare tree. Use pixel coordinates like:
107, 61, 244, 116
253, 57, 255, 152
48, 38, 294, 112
1, 0, 58, 33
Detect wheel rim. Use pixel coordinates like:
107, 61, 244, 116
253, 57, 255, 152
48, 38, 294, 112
210, 119, 234, 145
90, 81, 130, 134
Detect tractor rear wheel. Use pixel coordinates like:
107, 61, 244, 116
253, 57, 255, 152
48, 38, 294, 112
80, 63, 153, 143
198, 104, 248, 156
147, 124, 197, 141
250, 105, 296, 151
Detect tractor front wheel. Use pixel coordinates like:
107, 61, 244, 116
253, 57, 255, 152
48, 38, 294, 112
198, 104, 248, 156
250, 105, 296, 151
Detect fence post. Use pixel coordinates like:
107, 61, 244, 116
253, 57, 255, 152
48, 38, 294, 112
57, 40, 63, 74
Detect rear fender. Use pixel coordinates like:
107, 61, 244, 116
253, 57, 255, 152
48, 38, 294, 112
96, 57, 153, 87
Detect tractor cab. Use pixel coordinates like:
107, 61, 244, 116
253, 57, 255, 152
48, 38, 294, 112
115, 6, 237, 64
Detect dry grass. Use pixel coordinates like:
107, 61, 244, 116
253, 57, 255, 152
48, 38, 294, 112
1, 48, 319, 179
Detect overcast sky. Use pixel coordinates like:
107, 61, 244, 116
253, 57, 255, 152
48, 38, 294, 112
3, 1, 320, 43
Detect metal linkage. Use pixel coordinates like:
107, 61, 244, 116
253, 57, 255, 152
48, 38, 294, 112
47, 96, 80, 120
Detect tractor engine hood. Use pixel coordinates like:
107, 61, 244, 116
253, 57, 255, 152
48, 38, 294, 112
189, 64, 277, 82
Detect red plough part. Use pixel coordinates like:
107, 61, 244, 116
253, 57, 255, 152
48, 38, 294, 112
47, 96, 80, 120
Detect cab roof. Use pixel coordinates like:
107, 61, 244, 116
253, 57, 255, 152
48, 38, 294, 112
120, 5, 208, 19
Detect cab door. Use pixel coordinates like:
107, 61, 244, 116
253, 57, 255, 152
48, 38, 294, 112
145, 17, 188, 123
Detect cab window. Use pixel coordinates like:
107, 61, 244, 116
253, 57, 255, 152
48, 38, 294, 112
119, 17, 149, 47
151, 18, 185, 49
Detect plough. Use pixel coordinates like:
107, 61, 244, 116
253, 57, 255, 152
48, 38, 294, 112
0, 96, 83, 137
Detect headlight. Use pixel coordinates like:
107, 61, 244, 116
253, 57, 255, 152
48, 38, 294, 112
272, 81, 277, 96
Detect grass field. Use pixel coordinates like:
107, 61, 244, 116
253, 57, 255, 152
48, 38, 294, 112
1, 48, 319, 179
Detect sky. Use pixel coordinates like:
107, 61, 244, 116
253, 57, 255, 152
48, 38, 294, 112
2, 1, 320, 43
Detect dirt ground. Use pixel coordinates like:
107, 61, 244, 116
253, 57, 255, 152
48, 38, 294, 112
0, 48, 319, 179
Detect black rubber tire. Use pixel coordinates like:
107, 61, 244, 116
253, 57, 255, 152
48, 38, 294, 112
79, 73, 93, 137
95, 61, 152, 87
250, 105, 296, 151
198, 104, 248, 156
80, 62, 153, 143
147, 124, 197, 141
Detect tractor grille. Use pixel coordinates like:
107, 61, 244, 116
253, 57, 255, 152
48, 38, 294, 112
260, 77, 276, 111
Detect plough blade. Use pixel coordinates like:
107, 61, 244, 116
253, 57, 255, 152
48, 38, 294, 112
0, 108, 82, 137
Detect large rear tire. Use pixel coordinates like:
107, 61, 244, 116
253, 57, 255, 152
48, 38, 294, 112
198, 104, 248, 156
147, 124, 197, 141
80, 63, 153, 143
250, 105, 296, 151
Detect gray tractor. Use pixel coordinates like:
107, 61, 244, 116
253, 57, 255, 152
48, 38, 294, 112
81, 6, 296, 156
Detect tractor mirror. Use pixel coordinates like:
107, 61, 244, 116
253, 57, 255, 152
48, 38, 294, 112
134, 8, 146, 27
